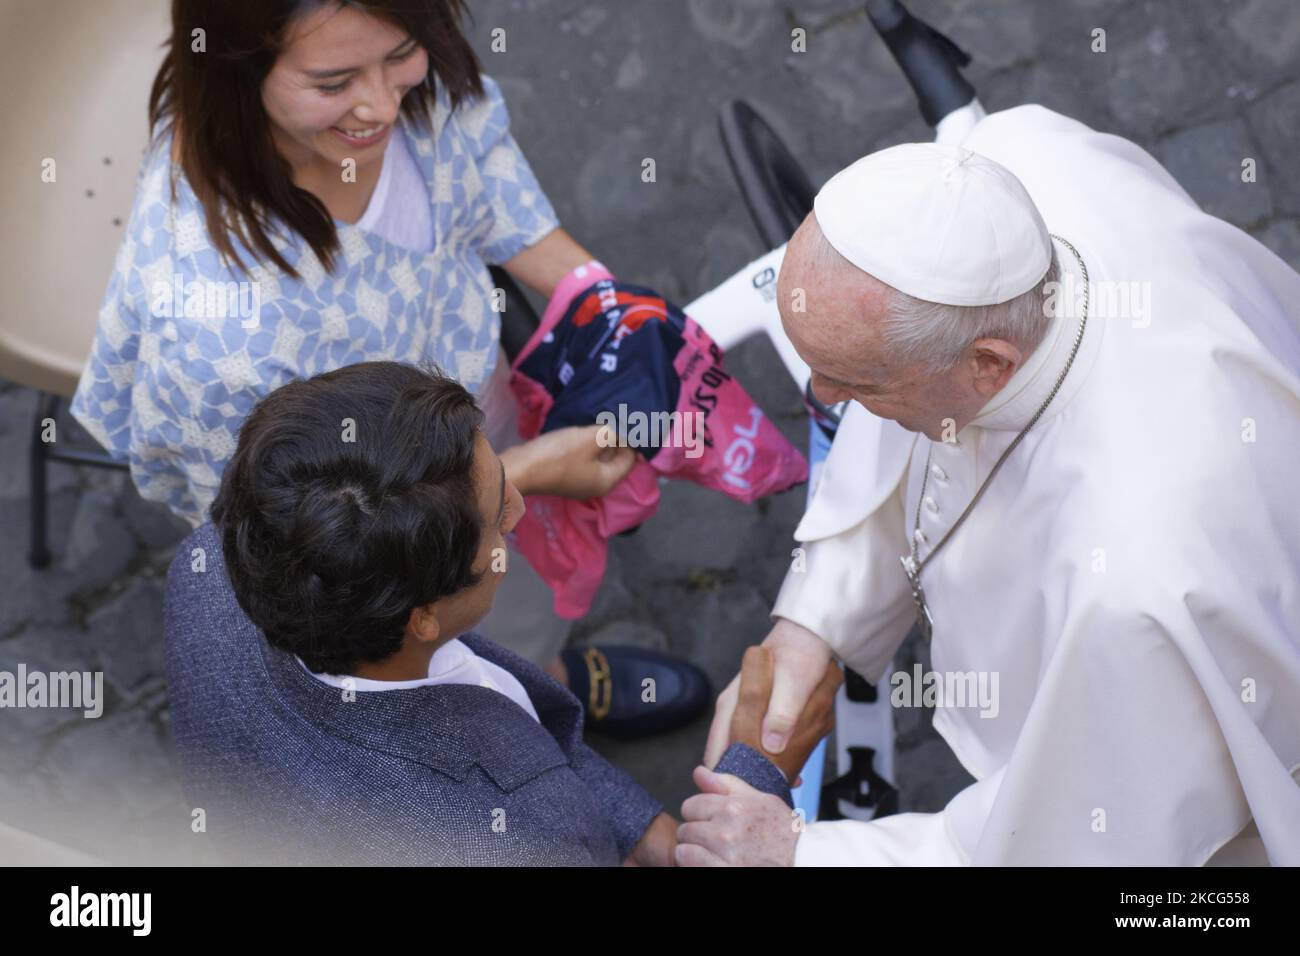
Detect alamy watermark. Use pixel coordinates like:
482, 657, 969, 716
50, 886, 150, 936
596, 403, 705, 459
890, 664, 999, 719
0, 665, 103, 718
1044, 270, 1153, 328
150, 274, 261, 329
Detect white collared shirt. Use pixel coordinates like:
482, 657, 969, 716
299, 638, 540, 723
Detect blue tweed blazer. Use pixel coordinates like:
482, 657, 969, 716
162, 523, 791, 865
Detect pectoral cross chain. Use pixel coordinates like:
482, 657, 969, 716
900, 554, 934, 642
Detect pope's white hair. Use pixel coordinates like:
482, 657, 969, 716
881, 250, 1060, 373
808, 221, 1059, 374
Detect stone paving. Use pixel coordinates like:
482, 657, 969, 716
1, 0, 1297, 863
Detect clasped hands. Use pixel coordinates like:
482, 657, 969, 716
675, 621, 842, 867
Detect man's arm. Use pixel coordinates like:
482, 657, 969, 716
564, 739, 663, 863
714, 743, 795, 804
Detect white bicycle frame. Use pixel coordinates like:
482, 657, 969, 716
683, 99, 985, 367
683, 97, 986, 824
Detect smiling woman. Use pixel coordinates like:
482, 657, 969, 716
153, 0, 481, 275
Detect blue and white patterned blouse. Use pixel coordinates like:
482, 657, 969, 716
71, 75, 559, 525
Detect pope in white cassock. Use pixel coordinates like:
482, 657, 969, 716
679, 105, 1300, 867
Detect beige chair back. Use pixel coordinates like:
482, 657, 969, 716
0, 0, 168, 397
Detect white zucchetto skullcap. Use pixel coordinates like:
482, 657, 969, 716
813, 142, 1052, 306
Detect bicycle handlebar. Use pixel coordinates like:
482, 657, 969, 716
865, 0, 976, 126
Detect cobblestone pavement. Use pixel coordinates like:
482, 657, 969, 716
1, 0, 1297, 862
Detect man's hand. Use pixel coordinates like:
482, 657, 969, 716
623, 811, 678, 867
726, 645, 841, 782
704, 618, 835, 768
675, 767, 800, 866
500, 423, 636, 499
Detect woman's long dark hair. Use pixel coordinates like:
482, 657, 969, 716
149, 0, 483, 278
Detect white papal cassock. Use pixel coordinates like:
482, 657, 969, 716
774, 106, 1300, 866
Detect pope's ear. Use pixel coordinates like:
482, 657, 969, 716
969, 338, 1023, 396
406, 603, 442, 644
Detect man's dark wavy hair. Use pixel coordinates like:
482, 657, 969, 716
210, 361, 485, 674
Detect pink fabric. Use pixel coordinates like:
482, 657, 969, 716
507, 262, 808, 618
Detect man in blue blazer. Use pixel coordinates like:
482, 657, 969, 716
163, 360, 837, 865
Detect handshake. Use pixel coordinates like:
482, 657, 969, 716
673, 619, 844, 867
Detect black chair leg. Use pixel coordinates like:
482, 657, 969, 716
28, 393, 56, 569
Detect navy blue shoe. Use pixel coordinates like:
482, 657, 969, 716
561, 645, 711, 739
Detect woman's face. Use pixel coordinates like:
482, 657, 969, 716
262, 3, 429, 174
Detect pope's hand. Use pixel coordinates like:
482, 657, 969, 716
675, 766, 800, 866
703, 617, 835, 768
724, 645, 841, 782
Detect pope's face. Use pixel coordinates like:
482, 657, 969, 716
262, 3, 429, 177
778, 217, 983, 441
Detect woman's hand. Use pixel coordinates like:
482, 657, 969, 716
500, 424, 637, 499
